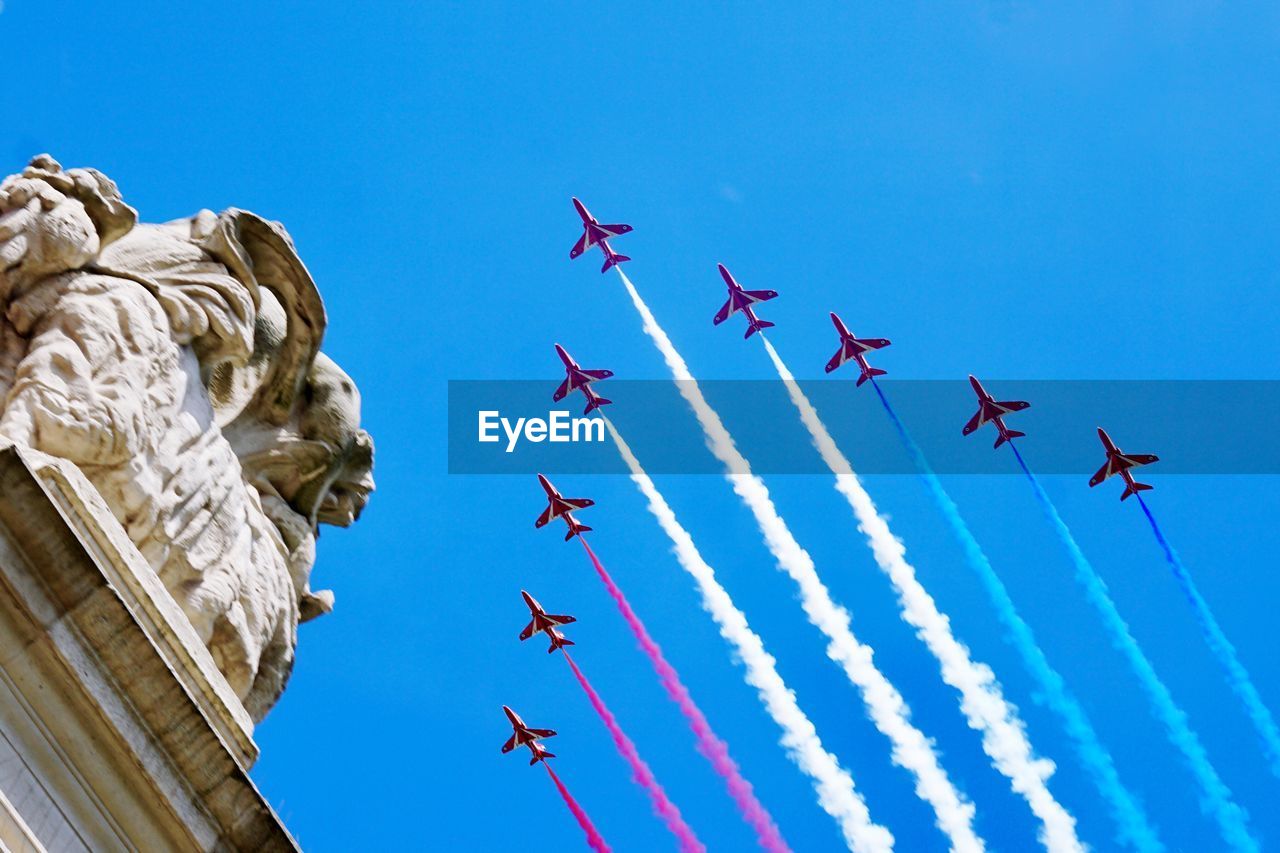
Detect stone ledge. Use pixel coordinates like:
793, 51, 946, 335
0, 445, 296, 851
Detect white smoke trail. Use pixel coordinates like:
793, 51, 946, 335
614, 269, 982, 853
760, 338, 1083, 853
604, 420, 892, 853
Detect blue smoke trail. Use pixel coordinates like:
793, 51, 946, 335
1137, 495, 1280, 781
1008, 443, 1256, 852
870, 381, 1163, 853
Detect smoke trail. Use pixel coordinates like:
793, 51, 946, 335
1137, 495, 1280, 781
604, 418, 892, 853
871, 381, 1162, 853
759, 339, 1080, 853
578, 538, 791, 852
1009, 444, 1256, 852
544, 763, 612, 853
561, 650, 705, 852
614, 269, 981, 853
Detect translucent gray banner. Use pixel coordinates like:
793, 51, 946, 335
448, 380, 1278, 476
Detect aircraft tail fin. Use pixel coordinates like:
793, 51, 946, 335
993, 430, 1026, 449
549, 637, 575, 653
531, 750, 555, 765
745, 320, 775, 339
1121, 482, 1154, 501
601, 254, 631, 273
583, 397, 611, 415
564, 524, 593, 541
857, 368, 888, 387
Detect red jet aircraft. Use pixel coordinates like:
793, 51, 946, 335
501, 705, 557, 765
569, 198, 632, 273
1089, 428, 1159, 501
825, 313, 890, 385
962, 375, 1029, 448
534, 473, 594, 541
519, 590, 576, 653
713, 264, 777, 338
552, 344, 613, 415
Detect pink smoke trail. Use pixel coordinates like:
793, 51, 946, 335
561, 649, 706, 853
579, 538, 790, 852
543, 762, 612, 853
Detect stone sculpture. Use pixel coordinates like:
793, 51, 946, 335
0, 155, 372, 721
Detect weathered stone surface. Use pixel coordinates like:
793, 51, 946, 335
0, 155, 373, 722
0, 444, 296, 850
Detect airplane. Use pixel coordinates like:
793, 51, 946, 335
519, 590, 577, 653
501, 705, 557, 765
535, 473, 594, 541
1089, 428, 1159, 501
569, 197, 632, 273
552, 344, 613, 415
962, 375, 1030, 448
713, 264, 777, 339
825, 313, 891, 386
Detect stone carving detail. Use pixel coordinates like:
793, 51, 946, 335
0, 156, 373, 721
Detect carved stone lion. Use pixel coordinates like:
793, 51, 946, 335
0, 155, 373, 721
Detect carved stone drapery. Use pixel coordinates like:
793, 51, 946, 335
0, 156, 373, 721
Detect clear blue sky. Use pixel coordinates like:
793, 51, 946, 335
5, 3, 1279, 850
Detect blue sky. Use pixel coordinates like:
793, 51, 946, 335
5, 2, 1280, 850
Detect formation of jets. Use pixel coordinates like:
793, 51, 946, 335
503, 198, 1166, 772
504, 496, 587, 768
564, 200, 1164, 486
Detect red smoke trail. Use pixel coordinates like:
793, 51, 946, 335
543, 762, 612, 853
561, 648, 706, 853
579, 538, 790, 852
